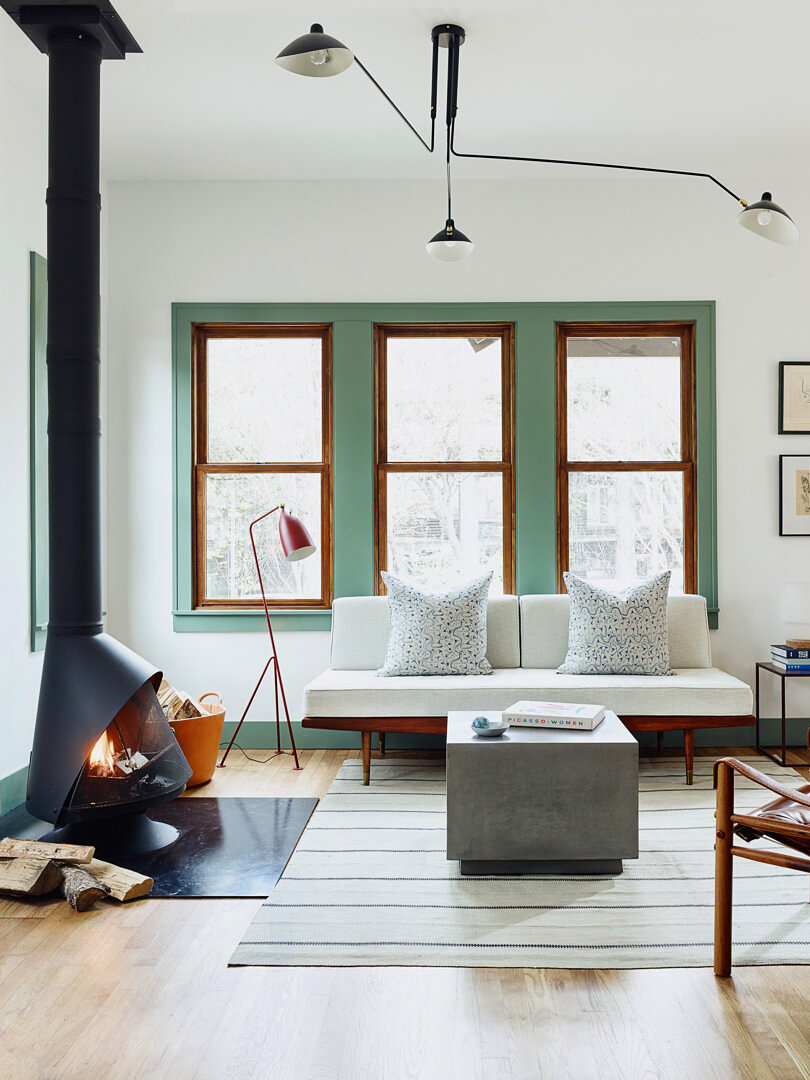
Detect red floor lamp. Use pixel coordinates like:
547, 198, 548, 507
218, 505, 316, 769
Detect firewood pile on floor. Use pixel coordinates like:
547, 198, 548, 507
0, 837, 153, 912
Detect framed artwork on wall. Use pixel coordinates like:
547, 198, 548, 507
778, 361, 810, 433
780, 454, 810, 535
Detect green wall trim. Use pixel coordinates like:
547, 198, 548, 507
30, 252, 48, 652
173, 610, 332, 632
0, 765, 29, 815
173, 300, 718, 630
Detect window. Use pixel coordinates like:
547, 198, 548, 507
192, 324, 332, 609
557, 322, 696, 593
173, 302, 716, 631
374, 324, 515, 593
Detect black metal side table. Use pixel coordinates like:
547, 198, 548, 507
755, 661, 810, 767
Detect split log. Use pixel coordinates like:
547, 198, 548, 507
87, 859, 153, 901
0, 837, 94, 864
158, 679, 203, 721
59, 864, 111, 912
0, 857, 63, 897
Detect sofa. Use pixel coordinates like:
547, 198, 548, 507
302, 593, 754, 785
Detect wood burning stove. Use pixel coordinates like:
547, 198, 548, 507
60, 679, 193, 824
2, 2, 192, 839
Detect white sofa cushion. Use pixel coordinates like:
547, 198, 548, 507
378, 571, 493, 676
303, 666, 753, 719
558, 571, 674, 676
520, 593, 712, 670
330, 594, 520, 670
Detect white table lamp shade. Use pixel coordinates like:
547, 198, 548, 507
780, 582, 810, 623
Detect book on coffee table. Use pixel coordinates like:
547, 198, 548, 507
502, 700, 606, 730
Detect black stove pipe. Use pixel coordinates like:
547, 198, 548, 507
0, 5, 191, 825
46, 29, 104, 634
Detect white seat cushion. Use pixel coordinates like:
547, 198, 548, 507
303, 667, 753, 719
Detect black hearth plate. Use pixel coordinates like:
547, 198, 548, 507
0, 797, 318, 898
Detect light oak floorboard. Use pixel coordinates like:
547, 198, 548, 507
1, 746, 810, 1080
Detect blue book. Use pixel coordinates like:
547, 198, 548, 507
771, 658, 810, 671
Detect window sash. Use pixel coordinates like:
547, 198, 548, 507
556, 321, 697, 593
191, 324, 333, 609
374, 323, 516, 593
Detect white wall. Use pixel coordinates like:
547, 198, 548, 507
105, 176, 810, 737
0, 22, 47, 784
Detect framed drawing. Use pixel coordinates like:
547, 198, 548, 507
779, 361, 810, 433
780, 455, 810, 535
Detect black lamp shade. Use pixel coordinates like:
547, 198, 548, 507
426, 219, 474, 261
275, 23, 353, 77
738, 192, 799, 245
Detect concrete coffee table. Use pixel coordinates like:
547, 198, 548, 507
446, 710, 638, 875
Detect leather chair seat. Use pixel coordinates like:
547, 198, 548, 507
736, 781, 810, 854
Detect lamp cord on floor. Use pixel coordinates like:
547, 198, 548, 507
218, 741, 298, 765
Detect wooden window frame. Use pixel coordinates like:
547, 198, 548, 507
191, 322, 333, 610
373, 322, 516, 595
556, 321, 697, 593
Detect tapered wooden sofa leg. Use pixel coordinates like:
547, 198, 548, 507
684, 729, 695, 785
361, 731, 371, 785
714, 762, 734, 976
379, 732, 386, 756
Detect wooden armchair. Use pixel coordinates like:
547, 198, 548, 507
714, 756, 810, 976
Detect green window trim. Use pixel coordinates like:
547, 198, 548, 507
30, 252, 48, 652
172, 301, 717, 632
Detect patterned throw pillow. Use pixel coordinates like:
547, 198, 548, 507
557, 572, 674, 676
377, 572, 494, 677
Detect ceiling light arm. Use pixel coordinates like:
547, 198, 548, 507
353, 42, 438, 153
442, 29, 742, 205
448, 122, 744, 205
446, 141, 452, 221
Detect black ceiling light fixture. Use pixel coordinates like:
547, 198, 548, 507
275, 21, 799, 258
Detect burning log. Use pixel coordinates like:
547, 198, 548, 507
59, 864, 111, 911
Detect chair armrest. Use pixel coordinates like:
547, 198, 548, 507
713, 756, 810, 808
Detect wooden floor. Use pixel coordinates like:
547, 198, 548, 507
3, 746, 810, 1080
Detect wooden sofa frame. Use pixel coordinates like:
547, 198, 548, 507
302, 713, 756, 785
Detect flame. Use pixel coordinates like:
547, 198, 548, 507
89, 730, 117, 775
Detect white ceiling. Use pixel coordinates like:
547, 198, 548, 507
33, 0, 810, 184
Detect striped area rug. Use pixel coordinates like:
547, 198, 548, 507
230, 755, 810, 968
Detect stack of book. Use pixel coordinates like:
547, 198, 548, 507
771, 643, 810, 672
502, 700, 606, 730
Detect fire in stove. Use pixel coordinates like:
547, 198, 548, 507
88, 730, 148, 777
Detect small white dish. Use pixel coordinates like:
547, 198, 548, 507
470, 715, 509, 738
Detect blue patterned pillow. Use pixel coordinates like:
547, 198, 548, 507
557, 572, 674, 676
377, 572, 493, 676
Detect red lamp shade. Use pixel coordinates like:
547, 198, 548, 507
278, 507, 316, 562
